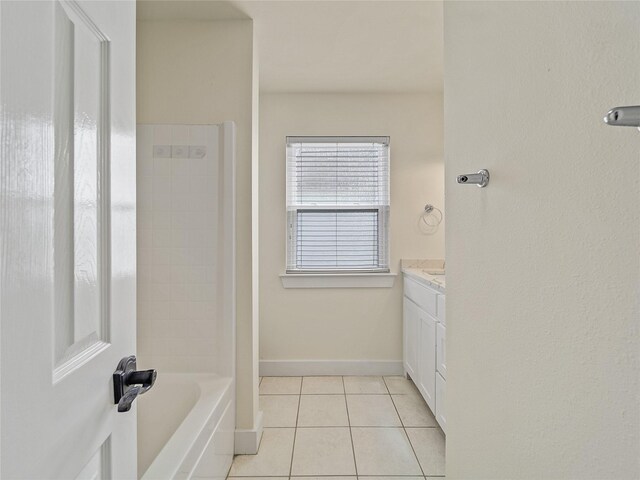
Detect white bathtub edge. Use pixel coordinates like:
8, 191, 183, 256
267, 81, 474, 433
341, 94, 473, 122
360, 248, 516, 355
141, 375, 233, 480
234, 410, 263, 455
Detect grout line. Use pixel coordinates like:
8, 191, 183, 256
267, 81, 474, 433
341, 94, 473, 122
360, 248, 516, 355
345, 392, 392, 396
343, 376, 359, 476
386, 376, 426, 477
299, 393, 347, 396
227, 476, 442, 478
262, 392, 412, 396
262, 425, 437, 429
288, 379, 303, 477
259, 393, 304, 396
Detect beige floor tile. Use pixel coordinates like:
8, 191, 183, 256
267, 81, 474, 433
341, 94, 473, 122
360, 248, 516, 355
301, 376, 345, 394
297, 394, 349, 427
228, 428, 295, 476
358, 477, 424, 480
291, 427, 356, 476
228, 478, 288, 480
391, 394, 438, 427
383, 376, 422, 396
351, 427, 422, 475
260, 394, 300, 427
406, 428, 446, 476
344, 376, 388, 394
347, 395, 402, 427
260, 376, 302, 395
291, 478, 355, 480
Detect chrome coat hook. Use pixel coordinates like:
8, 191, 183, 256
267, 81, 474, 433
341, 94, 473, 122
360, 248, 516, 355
457, 169, 490, 188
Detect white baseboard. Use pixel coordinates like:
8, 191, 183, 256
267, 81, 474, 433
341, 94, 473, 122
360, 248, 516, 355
234, 410, 264, 455
259, 360, 404, 377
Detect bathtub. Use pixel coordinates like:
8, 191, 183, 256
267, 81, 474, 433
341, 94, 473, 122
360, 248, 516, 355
138, 374, 234, 480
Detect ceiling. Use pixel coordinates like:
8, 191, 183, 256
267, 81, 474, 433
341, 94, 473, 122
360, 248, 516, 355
137, 0, 443, 93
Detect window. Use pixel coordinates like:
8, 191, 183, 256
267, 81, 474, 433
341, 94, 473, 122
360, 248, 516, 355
286, 136, 390, 273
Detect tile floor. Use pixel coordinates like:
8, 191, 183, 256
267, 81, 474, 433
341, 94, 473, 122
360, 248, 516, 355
228, 375, 445, 479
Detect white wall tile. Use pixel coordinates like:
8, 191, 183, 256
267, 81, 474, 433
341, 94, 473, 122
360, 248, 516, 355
153, 157, 172, 176
137, 177, 153, 211
152, 211, 172, 230
137, 210, 153, 230
137, 227, 152, 250
152, 228, 173, 248
137, 126, 153, 158
137, 248, 153, 266
137, 157, 154, 178
152, 174, 172, 194
171, 125, 189, 145
153, 125, 172, 145
188, 125, 207, 146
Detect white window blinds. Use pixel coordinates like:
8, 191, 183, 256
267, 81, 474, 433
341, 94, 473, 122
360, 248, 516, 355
286, 136, 390, 273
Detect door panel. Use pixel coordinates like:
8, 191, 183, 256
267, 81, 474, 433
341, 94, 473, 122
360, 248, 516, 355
53, 0, 111, 376
1, 1, 137, 478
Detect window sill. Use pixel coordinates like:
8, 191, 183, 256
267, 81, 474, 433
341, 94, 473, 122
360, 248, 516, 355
280, 272, 397, 289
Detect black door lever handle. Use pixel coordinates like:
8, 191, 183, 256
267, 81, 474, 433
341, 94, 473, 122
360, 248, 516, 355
117, 386, 141, 412
113, 356, 157, 412
125, 369, 157, 394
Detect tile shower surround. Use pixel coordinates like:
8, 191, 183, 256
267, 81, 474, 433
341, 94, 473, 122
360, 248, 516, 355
137, 124, 222, 373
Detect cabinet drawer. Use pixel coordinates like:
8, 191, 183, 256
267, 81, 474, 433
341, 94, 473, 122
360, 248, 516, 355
436, 322, 446, 379
404, 276, 437, 317
437, 294, 446, 325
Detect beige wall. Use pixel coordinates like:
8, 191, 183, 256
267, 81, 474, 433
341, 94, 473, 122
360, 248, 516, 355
137, 20, 259, 431
259, 93, 444, 363
444, 2, 640, 478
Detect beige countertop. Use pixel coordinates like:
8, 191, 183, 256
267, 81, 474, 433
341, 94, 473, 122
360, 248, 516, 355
400, 259, 446, 292
402, 267, 445, 292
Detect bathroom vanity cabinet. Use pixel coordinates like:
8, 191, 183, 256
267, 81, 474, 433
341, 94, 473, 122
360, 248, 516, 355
403, 273, 447, 433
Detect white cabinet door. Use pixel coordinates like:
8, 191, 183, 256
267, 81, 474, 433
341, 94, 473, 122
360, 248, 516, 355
436, 322, 447, 379
403, 297, 419, 380
436, 372, 447, 434
418, 311, 437, 412
1, 1, 138, 478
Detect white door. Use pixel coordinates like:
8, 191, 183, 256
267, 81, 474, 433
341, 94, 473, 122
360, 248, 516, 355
1, 1, 137, 479
444, 2, 639, 478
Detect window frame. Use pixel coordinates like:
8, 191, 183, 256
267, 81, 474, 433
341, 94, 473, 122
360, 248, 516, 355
285, 135, 391, 275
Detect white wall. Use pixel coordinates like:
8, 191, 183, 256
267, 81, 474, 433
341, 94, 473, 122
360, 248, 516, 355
444, 2, 640, 478
259, 93, 444, 365
137, 20, 259, 433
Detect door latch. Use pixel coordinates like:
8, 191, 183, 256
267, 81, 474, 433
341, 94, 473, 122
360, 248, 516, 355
113, 356, 157, 412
